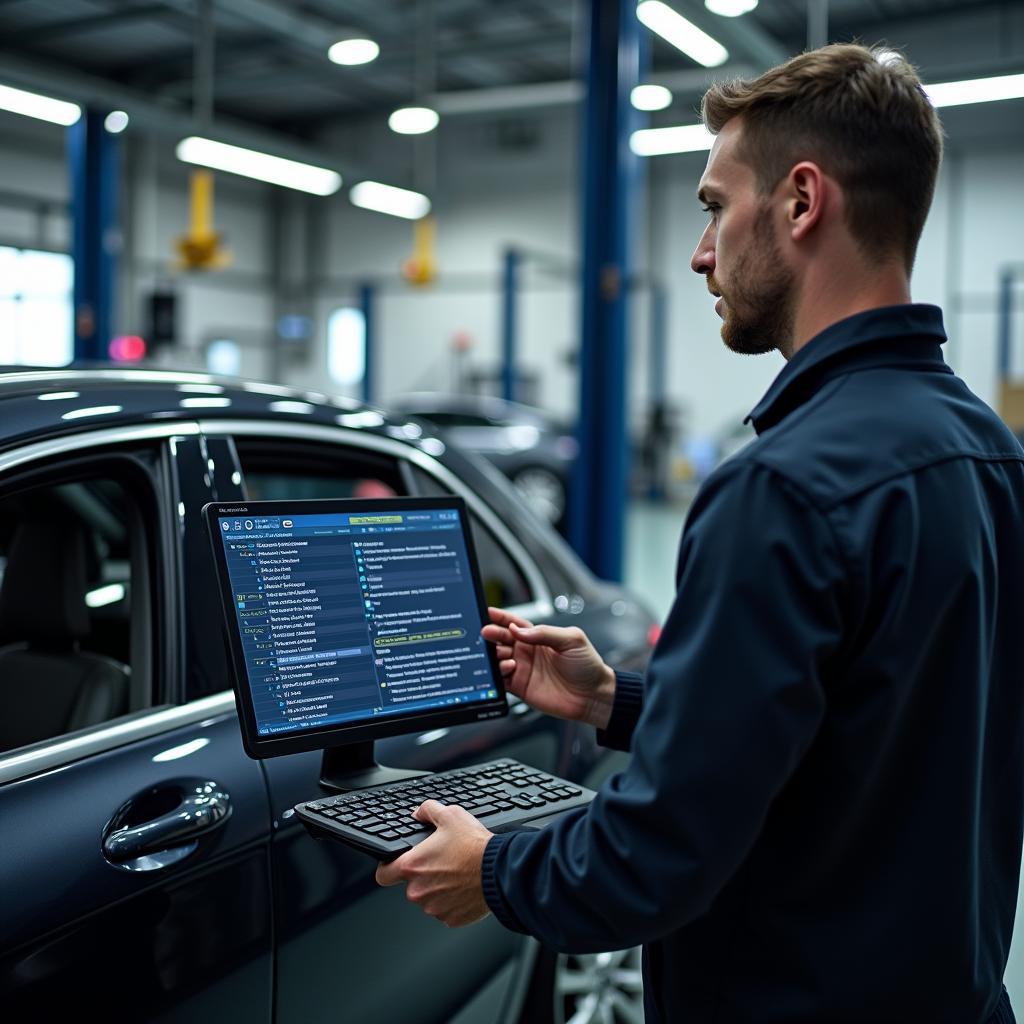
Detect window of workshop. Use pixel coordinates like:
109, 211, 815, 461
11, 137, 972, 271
0, 247, 74, 367
328, 307, 365, 387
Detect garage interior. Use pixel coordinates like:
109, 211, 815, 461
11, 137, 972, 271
1, 0, 1024, 1018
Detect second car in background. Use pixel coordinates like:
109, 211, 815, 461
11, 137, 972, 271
390, 393, 578, 529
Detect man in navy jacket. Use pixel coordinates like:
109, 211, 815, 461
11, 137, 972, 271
377, 44, 1024, 1023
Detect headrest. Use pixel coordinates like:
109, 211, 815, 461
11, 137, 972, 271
0, 520, 91, 648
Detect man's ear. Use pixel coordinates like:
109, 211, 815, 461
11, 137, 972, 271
785, 161, 826, 242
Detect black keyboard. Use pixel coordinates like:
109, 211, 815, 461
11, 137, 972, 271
294, 759, 595, 860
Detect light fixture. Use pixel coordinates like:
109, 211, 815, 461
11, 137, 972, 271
925, 72, 1024, 109
349, 181, 432, 220
630, 123, 715, 155
176, 136, 342, 195
0, 83, 81, 126
388, 106, 439, 135
104, 110, 129, 133
631, 84, 673, 111
85, 583, 126, 608
636, 1, 729, 68
328, 38, 380, 65
704, 0, 758, 16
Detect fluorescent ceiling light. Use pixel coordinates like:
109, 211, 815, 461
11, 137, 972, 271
350, 180, 432, 220
924, 73, 1024, 109
104, 110, 129, 133
328, 38, 379, 66
704, 0, 758, 16
636, 1, 729, 68
176, 136, 342, 195
632, 84, 673, 111
0, 83, 81, 126
388, 106, 439, 135
630, 123, 715, 155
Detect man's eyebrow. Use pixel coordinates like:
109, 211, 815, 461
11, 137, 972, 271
697, 185, 721, 204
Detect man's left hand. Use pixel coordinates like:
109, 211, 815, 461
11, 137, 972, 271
375, 800, 493, 927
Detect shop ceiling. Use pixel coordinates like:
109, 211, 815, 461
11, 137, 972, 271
0, 0, 1019, 146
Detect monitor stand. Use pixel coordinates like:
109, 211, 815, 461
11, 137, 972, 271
319, 741, 431, 793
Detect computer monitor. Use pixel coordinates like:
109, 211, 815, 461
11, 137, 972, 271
203, 496, 508, 790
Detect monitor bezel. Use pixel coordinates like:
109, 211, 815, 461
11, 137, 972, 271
203, 496, 509, 760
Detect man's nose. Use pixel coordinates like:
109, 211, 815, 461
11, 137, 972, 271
691, 228, 715, 277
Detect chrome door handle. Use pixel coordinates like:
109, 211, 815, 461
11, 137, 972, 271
103, 780, 232, 867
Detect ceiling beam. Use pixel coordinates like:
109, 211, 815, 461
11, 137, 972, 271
1, 5, 170, 46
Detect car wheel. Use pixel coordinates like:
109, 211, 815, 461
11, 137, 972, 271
511, 466, 566, 524
519, 946, 645, 1024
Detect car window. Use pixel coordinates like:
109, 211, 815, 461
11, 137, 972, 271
0, 465, 155, 754
406, 466, 532, 608
234, 439, 403, 501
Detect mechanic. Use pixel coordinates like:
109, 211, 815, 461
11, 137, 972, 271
376, 44, 1024, 1023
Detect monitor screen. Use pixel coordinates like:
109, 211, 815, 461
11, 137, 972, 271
205, 497, 507, 758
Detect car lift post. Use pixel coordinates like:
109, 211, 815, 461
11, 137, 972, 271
360, 281, 376, 404
69, 109, 119, 362
501, 247, 520, 403
570, 0, 640, 581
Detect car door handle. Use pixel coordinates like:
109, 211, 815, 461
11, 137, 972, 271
103, 780, 232, 865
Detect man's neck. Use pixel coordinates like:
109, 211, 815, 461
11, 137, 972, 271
786, 268, 912, 360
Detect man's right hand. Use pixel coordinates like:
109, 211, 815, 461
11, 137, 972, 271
481, 607, 617, 730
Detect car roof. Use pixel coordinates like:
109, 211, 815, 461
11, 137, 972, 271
0, 366, 430, 453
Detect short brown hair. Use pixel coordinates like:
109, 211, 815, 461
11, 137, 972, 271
701, 44, 943, 272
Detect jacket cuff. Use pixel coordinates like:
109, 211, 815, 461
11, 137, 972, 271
481, 831, 528, 933
595, 671, 645, 751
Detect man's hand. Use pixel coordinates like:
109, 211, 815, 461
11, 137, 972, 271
482, 607, 617, 729
375, 800, 493, 927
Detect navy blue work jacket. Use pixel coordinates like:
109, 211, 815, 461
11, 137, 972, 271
481, 305, 1024, 1023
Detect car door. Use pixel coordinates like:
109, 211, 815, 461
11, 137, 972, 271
0, 424, 274, 1023
203, 421, 575, 1024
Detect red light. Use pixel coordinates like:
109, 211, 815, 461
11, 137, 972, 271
647, 623, 662, 648
109, 335, 147, 362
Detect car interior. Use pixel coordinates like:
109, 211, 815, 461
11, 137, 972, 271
0, 476, 148, 753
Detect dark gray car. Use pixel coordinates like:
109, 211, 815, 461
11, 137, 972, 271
0, 368, 654, 1023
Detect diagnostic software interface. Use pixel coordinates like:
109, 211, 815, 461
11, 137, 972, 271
216, 507, 498, 737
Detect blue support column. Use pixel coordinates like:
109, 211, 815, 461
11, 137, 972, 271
501, 247, 520, 403
569, 0, 640, 580
69, 110, 119, 362
360, 282, 376, 404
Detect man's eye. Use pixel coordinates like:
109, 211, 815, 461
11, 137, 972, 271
701, 204, 719, 214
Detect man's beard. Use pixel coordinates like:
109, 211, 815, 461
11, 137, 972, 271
710, 207, 795, 356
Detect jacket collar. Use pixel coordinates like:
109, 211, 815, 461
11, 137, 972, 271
745, 304, 950, 435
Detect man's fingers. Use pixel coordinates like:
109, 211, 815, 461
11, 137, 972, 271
414, 799, 447, 825
487, 607, 534, 631
499, 658, 517, 676
375, 855, 408, 887
481, 623, 512, 646
509, 622, 586, 653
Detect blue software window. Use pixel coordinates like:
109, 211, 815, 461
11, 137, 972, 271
217, 509, 497, 736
